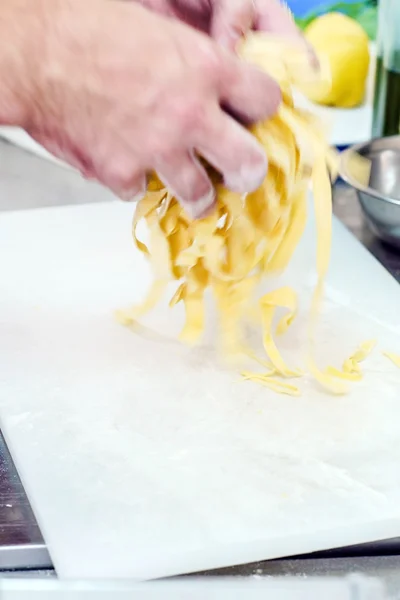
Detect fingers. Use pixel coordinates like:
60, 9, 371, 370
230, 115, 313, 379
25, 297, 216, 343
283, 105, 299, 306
155, 151, 216, 219
95, 112, 268, 218
253, 0, 300, 37
211, 0, 317, 69
210, 0, 301, 48
92, 153, 148, 202
219, 51, 281, 123
117, 177, 147, 203
253, 0, 319, 69
211, 0, 255, 50
196, 110, 267, 194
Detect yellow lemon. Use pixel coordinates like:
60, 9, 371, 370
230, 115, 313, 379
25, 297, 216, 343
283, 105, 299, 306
300, 12, 370, 108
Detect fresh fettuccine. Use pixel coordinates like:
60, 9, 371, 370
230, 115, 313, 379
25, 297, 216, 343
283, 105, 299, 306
116, 33, 374, 396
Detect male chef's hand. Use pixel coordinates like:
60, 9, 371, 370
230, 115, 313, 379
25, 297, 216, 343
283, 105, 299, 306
138, 0, 301, 50
2, 0, 282, 218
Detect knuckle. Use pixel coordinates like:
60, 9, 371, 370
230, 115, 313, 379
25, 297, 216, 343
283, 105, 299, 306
247, 69, 282, 120
186, 100, 208, 133
98, 153, 146, 198
194, 41, 222, 83
170, 97, 209, 135
148, 137, 171, 162
104, 158, 135, 190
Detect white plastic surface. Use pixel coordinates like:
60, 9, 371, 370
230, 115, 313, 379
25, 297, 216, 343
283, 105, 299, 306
0, 576, 386, 600
1, 201, 400, 580
293, 92, 372, 147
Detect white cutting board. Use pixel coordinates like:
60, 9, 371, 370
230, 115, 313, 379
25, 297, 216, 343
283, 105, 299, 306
0, 576, 386, 599
1, 200, 400, 580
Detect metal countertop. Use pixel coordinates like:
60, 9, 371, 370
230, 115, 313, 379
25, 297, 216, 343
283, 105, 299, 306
0, 139, 400, 590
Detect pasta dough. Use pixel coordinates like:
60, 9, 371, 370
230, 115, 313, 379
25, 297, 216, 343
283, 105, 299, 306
383, 352, 400, 369
116, 34, 370, 396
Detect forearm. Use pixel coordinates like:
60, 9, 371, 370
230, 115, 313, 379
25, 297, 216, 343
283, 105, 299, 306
0, 0, 46, 127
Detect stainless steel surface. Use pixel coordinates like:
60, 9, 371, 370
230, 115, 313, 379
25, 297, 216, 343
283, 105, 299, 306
201, 557, 400, 598
1, 139, 400, 585
340, 136, 400, 246
0, 436, 51, 571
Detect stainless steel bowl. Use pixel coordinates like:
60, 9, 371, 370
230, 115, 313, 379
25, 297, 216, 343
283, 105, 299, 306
340, 135, 400, 247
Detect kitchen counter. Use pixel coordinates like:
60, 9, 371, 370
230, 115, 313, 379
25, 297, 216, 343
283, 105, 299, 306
1, 139, 400, 591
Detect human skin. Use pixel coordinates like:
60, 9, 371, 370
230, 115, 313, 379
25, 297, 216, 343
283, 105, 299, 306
138, 0, 301, 49
0, 0, 301, 218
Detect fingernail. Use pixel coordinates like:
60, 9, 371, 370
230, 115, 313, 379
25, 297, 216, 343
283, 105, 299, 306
183, 188, 216, 220
225, 155, 268, 194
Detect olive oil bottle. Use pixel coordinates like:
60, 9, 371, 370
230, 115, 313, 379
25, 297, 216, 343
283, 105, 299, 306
372, 0, 400, 137
373, 63, 400, 137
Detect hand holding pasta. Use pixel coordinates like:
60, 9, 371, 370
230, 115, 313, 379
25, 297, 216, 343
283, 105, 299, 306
138, 0, 302, 50
116, 34, 374, 396
0, 0, 281, 219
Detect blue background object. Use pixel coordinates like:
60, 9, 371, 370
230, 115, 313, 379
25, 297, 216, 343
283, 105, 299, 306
286, 0, 365, 17
288, 1, 377, 41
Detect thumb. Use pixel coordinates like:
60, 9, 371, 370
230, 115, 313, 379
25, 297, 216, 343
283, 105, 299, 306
254, 0, 299, 37
211, 0, 255, 51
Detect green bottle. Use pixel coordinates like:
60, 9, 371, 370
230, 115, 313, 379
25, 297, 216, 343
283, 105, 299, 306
372, 0, 400, 137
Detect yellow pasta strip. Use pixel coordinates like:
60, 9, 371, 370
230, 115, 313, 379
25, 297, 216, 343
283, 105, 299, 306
132, 191, 166, 255
324, 366, 362, 382
117, 31, 377, 397
342, 339, 376, 374
308, 360, 348, 395
383, 351, 400, 369
343, 151, 372, 187
241, 372, 301, 397
117, 203, 172, 325
307, 154, 337, 393
245, 351, 275, 372
179, 291, 204, 345
267, 183, 308, 274
318, 340, 376, 385
115, 279, 167, 326
259, 287, 301, 377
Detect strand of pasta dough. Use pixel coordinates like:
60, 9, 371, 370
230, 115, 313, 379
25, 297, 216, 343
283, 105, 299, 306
117, 33, 373, 396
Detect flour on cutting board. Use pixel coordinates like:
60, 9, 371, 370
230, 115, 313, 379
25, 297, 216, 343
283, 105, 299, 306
1, 200, 400, 579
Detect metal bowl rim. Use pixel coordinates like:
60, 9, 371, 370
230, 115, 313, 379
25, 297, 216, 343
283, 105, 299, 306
339, 138, 400, 207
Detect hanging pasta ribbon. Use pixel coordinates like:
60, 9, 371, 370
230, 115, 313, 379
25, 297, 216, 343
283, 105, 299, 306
117, 33, 376, 396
